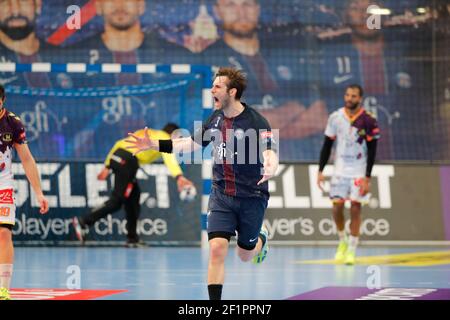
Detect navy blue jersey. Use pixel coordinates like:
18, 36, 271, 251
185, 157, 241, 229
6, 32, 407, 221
318, 31, 433, 160
192, 103, 276, 199
200, 33, 320, 110
0, 41, 75, 89
68, 32, 193, 87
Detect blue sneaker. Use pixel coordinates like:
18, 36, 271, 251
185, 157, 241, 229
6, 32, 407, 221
252, 226, 269, 264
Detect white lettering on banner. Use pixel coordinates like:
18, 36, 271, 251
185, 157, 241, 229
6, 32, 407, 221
12, 214, 168, 238
59, 165, 86, 207
264, 218, 314, 238
318, 218, 335, 236
14, 164, 86, 208
264, 217, 390, 239
94, 215, 167, 236
102, 96, 133, 124
268, 165, 395, 209
12, 162, 173, 209
19, 101, 68, 142
36, 163, 59, 208
11, 162, 173, 239
13, 214, 72, 239
318, 218, 390, 237
138, 164, 170, 209
267, 165, 284, 208
139, 218, 168, 236
310, 165, 333, 208
95, 216, 127, 236
371, 166, 394, 208
13, 163, 59, 208
86, 164, 109, 207
12, 175, 29, 207
283, 166, 310, 208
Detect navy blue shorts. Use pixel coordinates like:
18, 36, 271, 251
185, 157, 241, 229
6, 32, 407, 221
207, 187, 268, 250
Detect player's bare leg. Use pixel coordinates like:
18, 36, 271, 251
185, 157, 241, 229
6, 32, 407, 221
237, 241, 262, 262
207, 238, 229, 300
332, 201, 348, 261
344, 201, 362, 265
349, 201, 361, 237
0, 226, 13, 300
236, 226, 269, 264
332, 201, 345, 231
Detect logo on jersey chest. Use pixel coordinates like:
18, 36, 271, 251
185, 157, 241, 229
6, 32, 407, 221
1, 133, 12, 142
0, 189, 13, 204
217, 142, 227, 158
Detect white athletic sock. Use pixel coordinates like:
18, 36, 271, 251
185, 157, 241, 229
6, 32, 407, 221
338, 230, 347, 243
348, 235, 359, 252
0, 264, 13, 290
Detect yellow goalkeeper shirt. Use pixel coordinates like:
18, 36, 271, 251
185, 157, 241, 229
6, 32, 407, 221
104, 128, 183, 178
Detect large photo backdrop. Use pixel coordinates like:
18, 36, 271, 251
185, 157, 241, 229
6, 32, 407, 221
1, 0, 449, 163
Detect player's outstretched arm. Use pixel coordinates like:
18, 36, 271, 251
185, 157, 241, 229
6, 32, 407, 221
257, 149, 279, 185
15, 143, 49, 214
173, 137, 203, 153
125, 127, 159, 155
126, 127, 202, 155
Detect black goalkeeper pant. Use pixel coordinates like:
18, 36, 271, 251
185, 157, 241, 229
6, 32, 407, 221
82, 148, 141, 242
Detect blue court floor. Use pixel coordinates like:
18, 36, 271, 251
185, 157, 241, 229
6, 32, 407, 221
11, 246, 450, 300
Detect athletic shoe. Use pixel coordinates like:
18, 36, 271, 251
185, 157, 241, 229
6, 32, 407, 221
334, 240, 348, 261
252, 226, 269, 264
0, 287, 11, 300
72, 217, 85, 244
125, 240, 148, 248
344, 250, 356, 265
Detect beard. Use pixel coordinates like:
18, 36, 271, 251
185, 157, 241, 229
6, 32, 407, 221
216, 95, 231, 110
108, 11, 137, 31
346, 101, 360, 110
0, 16, 35, 41
223, 23, 258, 39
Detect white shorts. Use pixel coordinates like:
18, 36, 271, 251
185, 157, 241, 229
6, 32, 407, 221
329, 176, 369, 204
0, 189, 16, 226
